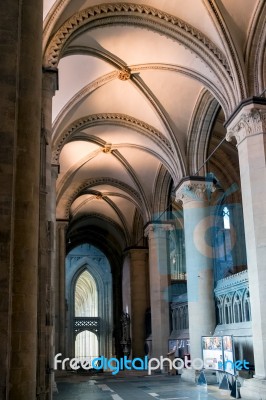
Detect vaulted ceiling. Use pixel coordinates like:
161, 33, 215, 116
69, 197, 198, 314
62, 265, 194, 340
43, 0, 265, 255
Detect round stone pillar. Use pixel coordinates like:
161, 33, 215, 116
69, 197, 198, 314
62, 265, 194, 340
175, 178, 216, 363
128, 248, 149, 358
3, 0, 43, 399
0, 2, 22, 396
144, 223, 172, 360
226, 98, 266, 399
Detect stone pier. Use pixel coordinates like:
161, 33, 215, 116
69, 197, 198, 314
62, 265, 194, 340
176, 178, 216, 382
145, 224, 172, 360
226, 98, 266, 399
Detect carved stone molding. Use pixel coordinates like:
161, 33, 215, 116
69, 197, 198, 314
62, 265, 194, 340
52, 112, 173, 163
215, 270, 249, 292
43, 0, 70, 48
175, 179, 216, 205
226, 109, 266, 145
43, 2, 230, 80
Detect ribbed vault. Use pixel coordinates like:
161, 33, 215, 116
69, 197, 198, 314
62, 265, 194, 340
44, 0, 262, 279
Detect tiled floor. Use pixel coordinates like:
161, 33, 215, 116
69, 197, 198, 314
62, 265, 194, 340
53, 373, 236, 400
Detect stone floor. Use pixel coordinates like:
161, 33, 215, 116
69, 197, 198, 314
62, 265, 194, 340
53, 372, 236, 400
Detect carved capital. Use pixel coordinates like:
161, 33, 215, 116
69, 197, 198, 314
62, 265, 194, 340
226, 108, 266, 145
175, 179, 215, 205
144, 223, 174, 238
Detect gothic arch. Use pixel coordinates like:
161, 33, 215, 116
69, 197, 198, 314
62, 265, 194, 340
233, 291, 243, 323
245, 0, 266, 95
202, 0, 248, 100
243, 289, 251, 322
187, 89, 220, 176
65, 247, 113, 359
152, 165, 172, 216
223, 294, 233, 324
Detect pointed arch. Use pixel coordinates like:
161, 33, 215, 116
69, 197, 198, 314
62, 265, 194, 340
65, 245, 113, 359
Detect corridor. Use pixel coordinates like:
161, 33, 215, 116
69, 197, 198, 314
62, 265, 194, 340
54, 373, 234, 400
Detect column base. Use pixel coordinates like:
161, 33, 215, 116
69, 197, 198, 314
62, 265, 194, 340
241, 378, 266, 399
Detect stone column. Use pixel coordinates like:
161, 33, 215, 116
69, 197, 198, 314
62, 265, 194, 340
0, 0, 42, 399
0, 3, 20, 397
128, 248, 149, 358
175, 178, 216, 371
144, 224, 172, 360
56, 221, 68, 356
225, 98, 266, 399
36, 69, 58, 399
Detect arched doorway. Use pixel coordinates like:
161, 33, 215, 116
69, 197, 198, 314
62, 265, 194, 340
74, 270, 99, 361
65, 244, 113, 361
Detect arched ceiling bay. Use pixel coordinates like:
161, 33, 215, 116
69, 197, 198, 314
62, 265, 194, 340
52, 55, 114, 121
43, 0, 226, 50
45, 0, 261, 254
219, 0, 259, 52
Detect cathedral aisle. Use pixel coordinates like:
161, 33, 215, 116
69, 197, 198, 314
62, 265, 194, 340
54, 374, 234, 400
